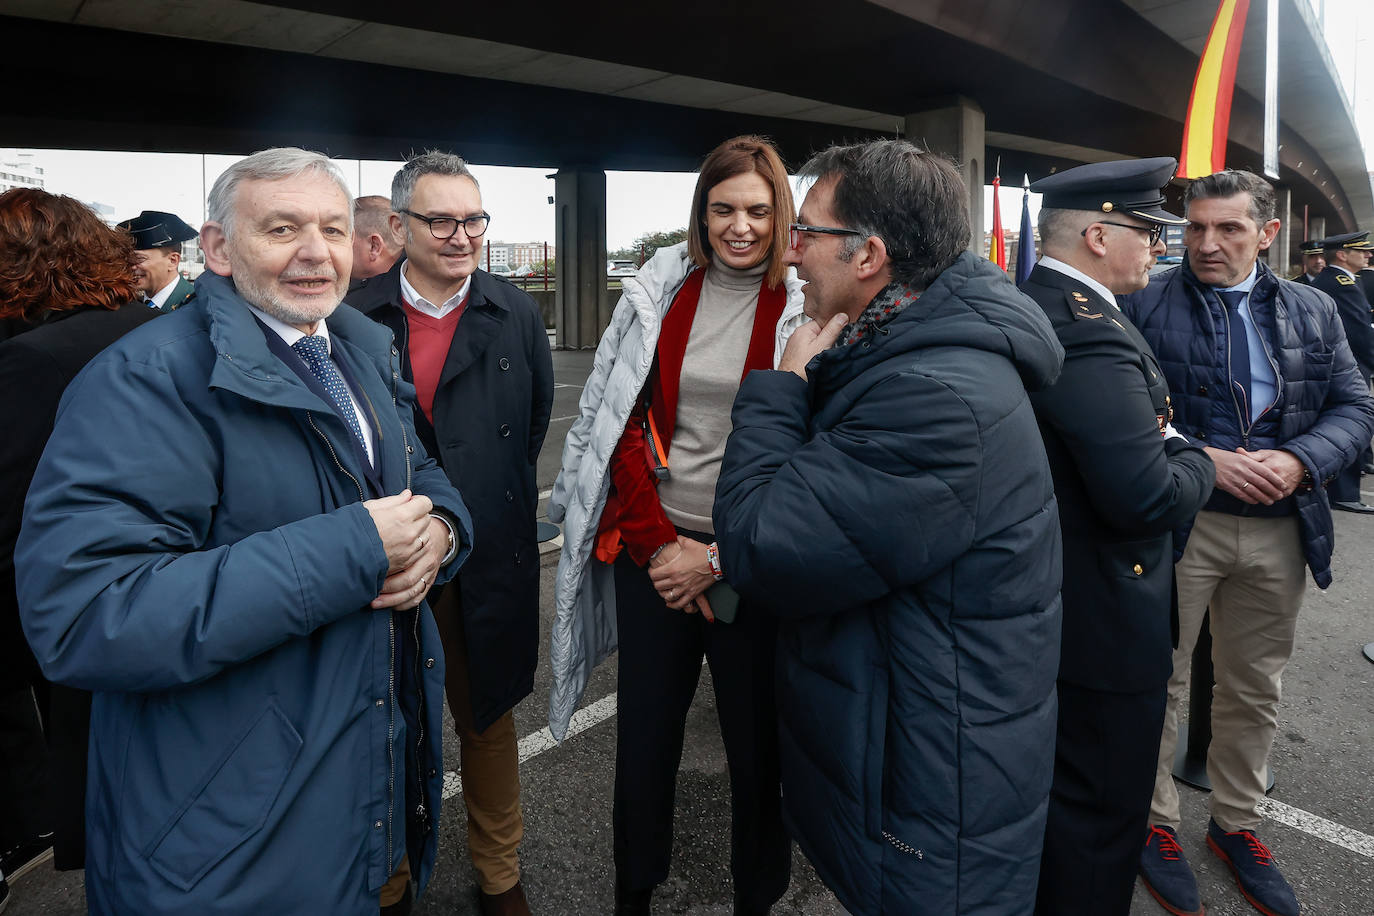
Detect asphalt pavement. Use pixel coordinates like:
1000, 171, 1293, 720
6, 343, 1372, 915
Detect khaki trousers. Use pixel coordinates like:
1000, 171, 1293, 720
379, 585, 524, 905
1150, 510, 1306, 833
433, 583, 524, 894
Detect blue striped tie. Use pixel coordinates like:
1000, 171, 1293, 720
291, 334, 367, 453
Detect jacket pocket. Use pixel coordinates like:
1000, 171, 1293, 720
144, 701, 303, 890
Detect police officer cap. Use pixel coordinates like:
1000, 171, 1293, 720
1029, 157, 1186, 225
1299, 238, 1324, 255
117, 210, 198, 250
1321, 230, 1374, 251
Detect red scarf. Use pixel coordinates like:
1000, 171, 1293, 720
648, 267, 787, 451
593, 267, 787, 565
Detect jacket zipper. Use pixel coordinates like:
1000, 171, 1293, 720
307, 411, 396, 867
882, 831, 924, 859
410, 608, 427, 832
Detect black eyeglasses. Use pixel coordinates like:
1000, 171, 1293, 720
1087, 221, 1164, 246
402, 209, 491, 241
789, 222, 864, 249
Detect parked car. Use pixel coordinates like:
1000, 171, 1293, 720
488, 264, 513, 277
607, 259, 638, 278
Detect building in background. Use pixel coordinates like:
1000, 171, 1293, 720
0, 148, 44, 193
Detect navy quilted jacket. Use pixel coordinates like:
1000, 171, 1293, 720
715, 253, 1065, 915
1119, 260, 1374, 587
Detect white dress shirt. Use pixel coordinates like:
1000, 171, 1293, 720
399, 260, 471, 318
149, 275, 181, 309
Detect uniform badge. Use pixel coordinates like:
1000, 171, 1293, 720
1337, 274, 1356, 286
1066, 289, 1104, 320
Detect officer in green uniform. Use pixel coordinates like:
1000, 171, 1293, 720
116, 210, 198, 312
1290, 238, 1325, 285
1020, 157, 1216, 916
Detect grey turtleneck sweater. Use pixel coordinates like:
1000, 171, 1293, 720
657, 259, 768, 534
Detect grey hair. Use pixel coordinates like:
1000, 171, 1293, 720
798, 139, 969, 290
207, 147, 352, 241
390, 150, 479, 212
1185, 169, 1276, 226
1037, 207, 1096, 252
353, 195, 403, 253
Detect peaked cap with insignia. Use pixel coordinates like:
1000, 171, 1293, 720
1030, 156, 1186, 226
1300, 238, 1325, 255
1321, 230, 1374, 252
117, 210, 198, 250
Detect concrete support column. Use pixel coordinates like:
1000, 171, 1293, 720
553, 168, 610, 349
1270, 186, 1292, 274
905, 97, 986, 256
1310, 216, 1327, 247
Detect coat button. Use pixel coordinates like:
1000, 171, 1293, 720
499, 424, 511, 438
374, 820, 383, 829
428, 768, 438, 779
375, 698, 384, 707
499, 357, 511, 370
514, 552, 523, 567
425, 657, 435, 668
1133, 564, 1144, 575
505, 490, 514, 502
1198, 385, 1208, 395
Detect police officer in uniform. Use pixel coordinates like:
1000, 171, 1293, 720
1312, 230, 1374, 510
1020, 157, 1216, 916
1290, 238, 1325, 285
116, 210, 198, 312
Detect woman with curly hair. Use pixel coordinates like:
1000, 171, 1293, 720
0, 188, 159, 893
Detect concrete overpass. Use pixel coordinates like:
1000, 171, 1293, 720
1, 0, 1367, 345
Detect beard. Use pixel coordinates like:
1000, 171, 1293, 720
231, 262, 345, 327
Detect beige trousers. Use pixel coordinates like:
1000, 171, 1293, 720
1150, 510, 1307, 833
380, 585, 525, 904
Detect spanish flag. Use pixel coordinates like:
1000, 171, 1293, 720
1179, 0, 1252, 178
989, 175, 1007, 270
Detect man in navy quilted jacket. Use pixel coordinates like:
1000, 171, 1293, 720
1121, 170, 1374, 916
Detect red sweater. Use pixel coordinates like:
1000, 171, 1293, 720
598, 268, 785, 565
402, 299, 465, 424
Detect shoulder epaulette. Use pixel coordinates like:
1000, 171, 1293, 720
1337, 274, 1357, 286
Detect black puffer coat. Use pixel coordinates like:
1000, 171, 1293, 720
716, 253, 1065, 915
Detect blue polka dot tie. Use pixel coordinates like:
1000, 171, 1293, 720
291, 334, 368, 455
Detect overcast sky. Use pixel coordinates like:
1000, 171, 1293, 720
10, 0, 1371, 251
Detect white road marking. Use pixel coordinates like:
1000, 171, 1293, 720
538, 488, 553, 500
437, 700, 1374, 863
442, 692, 618, 799
549, 414, 579, 423
1257, 797, 1374, 859
553, 383, 584, 389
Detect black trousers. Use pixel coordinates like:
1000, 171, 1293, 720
611, 543, 791, 912
0, 685, 53, 851
1034, 680, 1168, 916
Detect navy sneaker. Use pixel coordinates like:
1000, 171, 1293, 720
1206, 819, 1300, 916
1139, 825, 1205, 916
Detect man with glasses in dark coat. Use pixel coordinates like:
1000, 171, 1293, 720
347, 151, 553, 916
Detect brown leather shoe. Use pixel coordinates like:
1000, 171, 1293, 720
478, 881, 532, 916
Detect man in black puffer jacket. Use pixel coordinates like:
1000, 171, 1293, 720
715, 140, 1064, 916
1121, 170, 1374, 916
